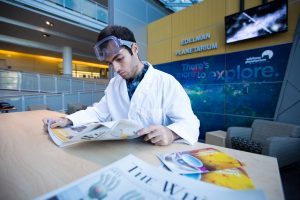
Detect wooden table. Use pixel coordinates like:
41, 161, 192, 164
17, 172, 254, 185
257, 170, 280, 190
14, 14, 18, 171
0, 110, 284, 200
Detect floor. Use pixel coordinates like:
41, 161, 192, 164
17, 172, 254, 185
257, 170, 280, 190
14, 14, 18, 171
280, 161, 300, 200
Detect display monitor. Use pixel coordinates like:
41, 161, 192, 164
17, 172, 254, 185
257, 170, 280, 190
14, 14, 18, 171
225, 0, 288, 44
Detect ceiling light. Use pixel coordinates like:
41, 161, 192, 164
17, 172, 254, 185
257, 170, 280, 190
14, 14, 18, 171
46, 21, 54, 26
43, 34, 50, 37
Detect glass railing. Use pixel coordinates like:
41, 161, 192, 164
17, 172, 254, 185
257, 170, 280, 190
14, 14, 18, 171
0, 90, 104, 113
46, 0, 108, 23
0, 69, 108, 93
0, 69, 107, 112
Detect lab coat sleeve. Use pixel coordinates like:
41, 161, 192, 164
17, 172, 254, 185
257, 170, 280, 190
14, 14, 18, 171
66, 93, 111, 127
164, 77, 200, 145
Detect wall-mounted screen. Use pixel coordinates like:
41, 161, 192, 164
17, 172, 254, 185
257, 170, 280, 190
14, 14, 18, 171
225, 0, 288, 44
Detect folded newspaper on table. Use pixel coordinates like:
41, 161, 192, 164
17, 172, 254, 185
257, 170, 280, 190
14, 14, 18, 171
48, 119, 142, 147
35, 154, 265, 200
158, 148, 256, 190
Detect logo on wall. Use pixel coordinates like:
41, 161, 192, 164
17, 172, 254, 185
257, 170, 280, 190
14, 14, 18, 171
176, 32, 218, 56
245, 50, 274, 64
158, 44, 290, 85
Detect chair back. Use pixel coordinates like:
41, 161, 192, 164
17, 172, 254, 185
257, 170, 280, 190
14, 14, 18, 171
251, 119, 300, 143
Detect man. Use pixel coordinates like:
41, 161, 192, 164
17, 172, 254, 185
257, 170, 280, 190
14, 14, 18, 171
43, 25, 200, 146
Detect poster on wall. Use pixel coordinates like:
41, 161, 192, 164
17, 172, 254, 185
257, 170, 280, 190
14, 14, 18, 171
225, 43, 291, 127
156, 55, 226, 140
156, 54, 226, 115
155, 43, 291, 140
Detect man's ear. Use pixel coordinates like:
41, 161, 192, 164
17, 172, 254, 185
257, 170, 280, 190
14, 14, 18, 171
131, 43, 138, 54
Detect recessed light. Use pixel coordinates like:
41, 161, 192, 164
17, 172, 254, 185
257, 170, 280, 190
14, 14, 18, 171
43, 33, 50, 37
45, 21, 54, 26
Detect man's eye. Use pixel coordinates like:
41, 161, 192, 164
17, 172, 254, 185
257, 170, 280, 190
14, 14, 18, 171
116, 57, 123, 62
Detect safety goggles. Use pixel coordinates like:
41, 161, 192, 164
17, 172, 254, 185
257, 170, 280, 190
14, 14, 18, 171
94, 36, 134, 61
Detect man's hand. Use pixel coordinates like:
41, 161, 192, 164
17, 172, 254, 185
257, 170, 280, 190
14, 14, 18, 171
137, 125, 179, 146
42, 117, 72, 132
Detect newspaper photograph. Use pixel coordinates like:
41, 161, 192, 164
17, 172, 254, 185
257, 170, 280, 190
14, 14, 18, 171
158, 148, 255, 190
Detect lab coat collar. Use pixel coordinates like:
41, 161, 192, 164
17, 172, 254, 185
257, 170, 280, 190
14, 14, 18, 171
129, 61, 154, 100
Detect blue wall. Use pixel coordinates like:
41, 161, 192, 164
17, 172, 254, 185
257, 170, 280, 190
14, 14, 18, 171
155, 43, 292, 140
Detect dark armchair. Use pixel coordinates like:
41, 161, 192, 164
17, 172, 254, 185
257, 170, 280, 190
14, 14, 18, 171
226, 119, 300, 167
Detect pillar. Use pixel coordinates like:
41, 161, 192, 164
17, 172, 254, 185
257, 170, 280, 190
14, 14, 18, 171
63, 46, 72, 77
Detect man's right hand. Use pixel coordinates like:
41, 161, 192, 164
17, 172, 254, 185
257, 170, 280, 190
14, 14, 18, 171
42, 117, 72, 132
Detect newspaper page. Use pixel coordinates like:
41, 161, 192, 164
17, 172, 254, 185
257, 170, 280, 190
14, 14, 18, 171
48, 119, 142, 147
35, 154, 266, 200
158, 148, 255, 190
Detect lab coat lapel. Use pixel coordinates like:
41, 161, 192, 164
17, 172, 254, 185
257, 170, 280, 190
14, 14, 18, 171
119, 78, 130, 105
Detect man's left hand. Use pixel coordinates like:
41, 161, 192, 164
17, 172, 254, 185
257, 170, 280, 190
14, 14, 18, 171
137, 125, 179, 146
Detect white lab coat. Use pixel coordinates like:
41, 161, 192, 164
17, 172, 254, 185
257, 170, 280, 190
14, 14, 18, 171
67, 62, 200, 145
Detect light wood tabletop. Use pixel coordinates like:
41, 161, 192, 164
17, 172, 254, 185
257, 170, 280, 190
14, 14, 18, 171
0, 110, 284, 200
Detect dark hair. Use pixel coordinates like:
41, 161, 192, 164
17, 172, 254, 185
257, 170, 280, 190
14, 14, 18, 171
97, 26, 136, 55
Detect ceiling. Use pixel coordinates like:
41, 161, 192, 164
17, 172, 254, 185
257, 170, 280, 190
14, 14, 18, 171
0, 0, 198, 64
94, 0, 108, 7
0, 1, 102, 63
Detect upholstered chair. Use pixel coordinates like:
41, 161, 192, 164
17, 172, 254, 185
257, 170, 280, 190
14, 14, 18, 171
226, 119, 300, 167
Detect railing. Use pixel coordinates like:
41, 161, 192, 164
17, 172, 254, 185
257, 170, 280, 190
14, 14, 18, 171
0, 69, 108, 112
46, 0, 108, 23
0, 90, 105, 113
6, 0, 108, 31
0, 69, 108, 93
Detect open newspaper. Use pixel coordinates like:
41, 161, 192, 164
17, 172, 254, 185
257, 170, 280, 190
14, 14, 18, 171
48, 119, 142, 147
35, 154, 266, 200
158, 148, 255, 190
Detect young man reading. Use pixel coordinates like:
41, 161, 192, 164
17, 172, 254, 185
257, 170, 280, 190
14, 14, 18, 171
43, 25, 200, 146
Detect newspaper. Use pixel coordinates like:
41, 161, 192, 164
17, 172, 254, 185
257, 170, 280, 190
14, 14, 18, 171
158, 148, 255, 190
48, 119, 142, 147
35, 154, 266, 200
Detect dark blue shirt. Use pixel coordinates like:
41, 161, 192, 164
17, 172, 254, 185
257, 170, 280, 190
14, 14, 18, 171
126, 64, 149, 100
